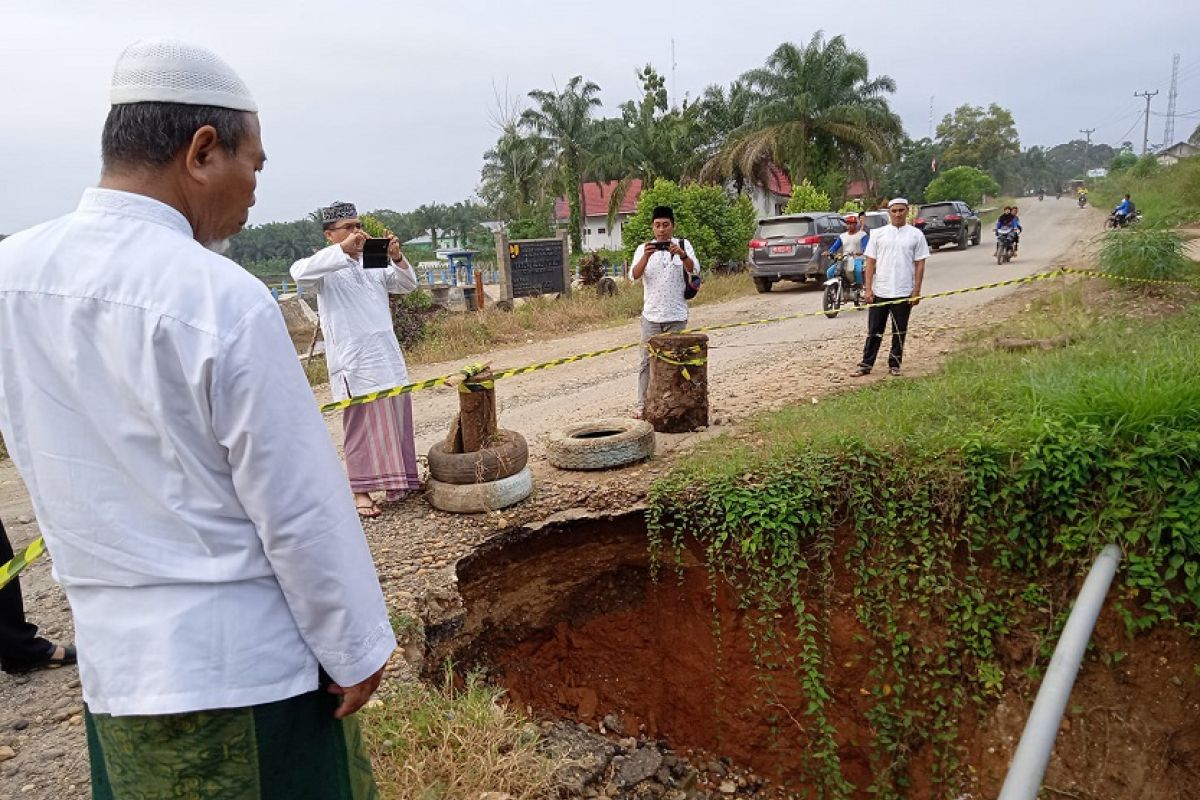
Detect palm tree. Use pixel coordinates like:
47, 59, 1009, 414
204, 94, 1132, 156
586, 66, 708, 229
480, 125, 554, 222
413, 203, 449, 250
695, 80, 758, 190
520, 75, 602, 253
702, 33, 903, 191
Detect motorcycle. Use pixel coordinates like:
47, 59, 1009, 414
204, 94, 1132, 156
1078, 194, 1088, 208
1038, 191, 1045, 202
822, 253, 866, 319
1105, 210, 1143, 229
995, 226, 1017, 265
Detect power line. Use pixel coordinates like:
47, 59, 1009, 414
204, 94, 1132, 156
1112, 111, 1144, 147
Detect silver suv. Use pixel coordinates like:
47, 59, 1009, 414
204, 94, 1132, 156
748, 212, 847, 293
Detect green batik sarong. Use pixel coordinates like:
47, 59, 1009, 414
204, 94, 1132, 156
85, 685, 377, 800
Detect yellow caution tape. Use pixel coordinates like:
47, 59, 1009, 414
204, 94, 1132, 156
0, 535, 45, 590
5, 266, 1194, 583
647, 344, 708, 381
322, 267, 1186, 413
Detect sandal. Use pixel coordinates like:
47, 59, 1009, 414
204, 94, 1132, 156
355, 499, 382, 518
889, 367, 902, 376
850, 366, 871, 377
2, 644, 76, 675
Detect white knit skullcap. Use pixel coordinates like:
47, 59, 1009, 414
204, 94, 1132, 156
110, 38, 257, 112
887, 197, 909, 208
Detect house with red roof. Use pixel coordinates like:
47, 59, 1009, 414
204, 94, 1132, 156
553, 179, 644, 251
742, 165, 793, 218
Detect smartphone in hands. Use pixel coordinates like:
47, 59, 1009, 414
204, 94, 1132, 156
362, 238, 390, 268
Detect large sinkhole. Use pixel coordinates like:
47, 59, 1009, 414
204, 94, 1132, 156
434, 510, 887, 791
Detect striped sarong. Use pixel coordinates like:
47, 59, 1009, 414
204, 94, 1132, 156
343, 394, 421, 497
86, 684, 377, 799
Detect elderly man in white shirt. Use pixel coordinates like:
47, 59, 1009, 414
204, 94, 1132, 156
0, 39, 393, 799
290, 203, 421, 519
630, 205, 700, 416
852, 197, 930, 377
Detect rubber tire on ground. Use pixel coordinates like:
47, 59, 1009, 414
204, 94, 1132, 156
427, 429, 528, 484
971, 226, 982, 246
753, 276, 772, 293
822, 283, 841, 318
546, 418, 655, 470
427, 466, 533, 513
957, 229, 969, 250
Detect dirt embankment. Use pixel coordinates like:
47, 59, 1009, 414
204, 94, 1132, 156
441, 512, 1200, 799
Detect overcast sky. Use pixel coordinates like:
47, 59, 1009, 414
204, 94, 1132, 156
2, 0, 1199, 233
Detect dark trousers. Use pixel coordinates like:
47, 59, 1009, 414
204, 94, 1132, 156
859, 297, 914, 371
0, 519, 53, 670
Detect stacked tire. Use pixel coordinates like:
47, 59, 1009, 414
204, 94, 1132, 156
426, 430, 532, 513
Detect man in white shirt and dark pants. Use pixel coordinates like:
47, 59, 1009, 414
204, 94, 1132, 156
0, 39, 393, 798
631, 205, 699, 416
852, 197, 930, 377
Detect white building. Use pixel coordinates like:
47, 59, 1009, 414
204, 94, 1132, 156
1157, 141, 1200, 167
554, 179, 644, 252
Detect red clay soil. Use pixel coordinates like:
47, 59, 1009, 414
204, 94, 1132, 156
456, 515, 1200, 798
500, 563, 876, 790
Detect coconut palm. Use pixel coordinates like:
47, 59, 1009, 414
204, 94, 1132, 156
702, 33, 903, 190
520, 75, 603, 253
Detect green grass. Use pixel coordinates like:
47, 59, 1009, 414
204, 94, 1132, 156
1094, 157, 1200, 225
670, 287, 1200, 484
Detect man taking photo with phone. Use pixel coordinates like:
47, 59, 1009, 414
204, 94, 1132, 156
290, 202, 422, 518
630, 205, 699, 417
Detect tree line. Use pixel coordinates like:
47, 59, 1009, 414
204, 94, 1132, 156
153, 32, 1170, 273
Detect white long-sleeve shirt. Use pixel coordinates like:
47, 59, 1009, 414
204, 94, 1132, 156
0, 189, 395, 716
290, 245, 418, 402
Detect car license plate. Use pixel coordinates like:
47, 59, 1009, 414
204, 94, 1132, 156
770, 245, 793, 255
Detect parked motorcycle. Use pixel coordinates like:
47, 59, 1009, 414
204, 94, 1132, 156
822, 254, 866, 318
1105, 210, 1143, 229
995, 226, 1018, 265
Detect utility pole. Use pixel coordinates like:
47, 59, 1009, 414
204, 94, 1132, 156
1079, 128, 1095, 175
1164, 54, 1180, 145
928, 95, 935, 139
1134, 90, 1159, 154
670, 39, 677, 109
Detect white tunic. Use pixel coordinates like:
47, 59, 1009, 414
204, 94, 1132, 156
289, 246, 418, 402
863, 223, 930, 298
632, 238, 700, 324
0, 189, 396, 716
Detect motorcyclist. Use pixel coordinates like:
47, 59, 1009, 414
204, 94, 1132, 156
995, 207, 1015, 232
1112, 193, 1134, 226
1077, 186, 1089, 207
1010, 205, 1024, 255
826, 214, 870, 284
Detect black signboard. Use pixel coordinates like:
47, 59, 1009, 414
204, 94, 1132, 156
508, 239, 566, 297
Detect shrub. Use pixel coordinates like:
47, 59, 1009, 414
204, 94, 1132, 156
622, 179, 755, 267
924, 166, 1001, 207
784, 179, 832, 214
1098, 227, 1194, 284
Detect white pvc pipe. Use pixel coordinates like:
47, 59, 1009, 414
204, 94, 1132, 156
997, 543, 1123, 800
